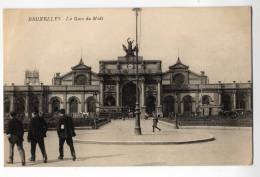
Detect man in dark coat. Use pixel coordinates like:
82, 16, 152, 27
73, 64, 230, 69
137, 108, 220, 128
6, 111, 26, 166
57, 109, 76, 161
27, 111, 48, 163
152, 112, 161, 132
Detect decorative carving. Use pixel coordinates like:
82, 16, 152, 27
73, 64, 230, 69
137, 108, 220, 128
122, 38, 137, 57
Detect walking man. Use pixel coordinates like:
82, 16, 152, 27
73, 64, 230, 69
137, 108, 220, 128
27, 111, 48, 163
6, 111, 26, 166
152, 112, 161, 132
57, 109, 76, 161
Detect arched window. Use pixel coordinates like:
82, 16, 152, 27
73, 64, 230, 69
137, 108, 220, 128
202, 95, 211, 105
69, 97, 79, 113
163, 96, 175, 117
75, 75, 87, 85
30, 96, 39, 113
4, 97, 11, 114
87, 96, 96, 113
221, 94, 231, 111
104, 95, 116, 106
15, 96, 25, 114
183, 95, 192, 116
50, 97, 61, 113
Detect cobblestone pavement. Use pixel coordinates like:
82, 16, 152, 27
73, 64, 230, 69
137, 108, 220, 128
4, 119, 252, 166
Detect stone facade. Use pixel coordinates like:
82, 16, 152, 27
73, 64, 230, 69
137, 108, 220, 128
4, 55, 252, 118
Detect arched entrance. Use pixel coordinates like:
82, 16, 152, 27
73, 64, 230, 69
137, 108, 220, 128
221, 94, 231, 111
183, 95, 192, 116
146, 95, 156, 114
50, 97, 61, 113
30, 95, 39, 113
69, 97, 79, 113
163, 95, 175, 117
14, 96, 25, 114
4, 97, 10, 114
87, 96, 96, 113
236, 92, 246, 109
202, 95, 212, 116
122, 82, 136, 112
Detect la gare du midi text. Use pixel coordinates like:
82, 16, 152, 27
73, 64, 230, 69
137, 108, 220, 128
28, 16, 104, 22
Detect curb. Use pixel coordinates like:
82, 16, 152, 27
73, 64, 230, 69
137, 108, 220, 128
74, 136, 215, 145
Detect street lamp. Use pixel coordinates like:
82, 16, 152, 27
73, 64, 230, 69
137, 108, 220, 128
133, 8, 142, 135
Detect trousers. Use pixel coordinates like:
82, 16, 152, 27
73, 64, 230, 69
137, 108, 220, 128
9, 141, 25, 163
59, 137, 76, 157
30, 138, 47, 160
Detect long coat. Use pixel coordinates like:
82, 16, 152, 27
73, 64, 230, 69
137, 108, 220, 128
28, 116, 48, 141
6, 118, 24, 142
57, 116, 76, 139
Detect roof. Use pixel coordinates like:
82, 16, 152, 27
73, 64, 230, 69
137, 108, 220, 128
71, 58, 91, 70
169, 57, 189, 70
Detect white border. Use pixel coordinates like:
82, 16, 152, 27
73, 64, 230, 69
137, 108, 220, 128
0, 0, 259, 177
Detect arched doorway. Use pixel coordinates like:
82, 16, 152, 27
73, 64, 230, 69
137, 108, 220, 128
50, 97, 61, 113
183, 95, 192, 116
146, 95, 156, 114
30, 96, 39, 113
75, 74, 87, 85
202, 95, 212, 116
104, 95, 116, 106
122, 82, 136, 112
14, 96, 25, 114
163, 96, 175, 117
4, 97, 10, 114
69, 97, 79, 113
221, 94, 231, 111
236, 92, 246, 109
87, 96, 96, 113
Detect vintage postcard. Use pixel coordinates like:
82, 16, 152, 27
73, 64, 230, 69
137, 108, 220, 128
3, 7, 252, 167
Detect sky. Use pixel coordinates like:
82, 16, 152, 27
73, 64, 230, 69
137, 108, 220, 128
3, 7, 252, 85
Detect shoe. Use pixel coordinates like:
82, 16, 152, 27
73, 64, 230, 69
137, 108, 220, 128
7, 160, 13, 164
58, 156, 63, 160
22, 162, 26, 166
43, 157, 48, 163
72, 155, 76, 161
29, 158, 35, 162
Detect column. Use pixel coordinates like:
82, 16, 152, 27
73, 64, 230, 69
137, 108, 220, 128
81, 93, 85, 112
233, 91, 236, 110
157, 80, 162, 113
63, 87, 68, 114
100, 79, 104, 107
39, 94, 43, 113
116, 79, 120, 107
218, 92, 222, 105
10, 94, 14, 112
248, 91, 251, 110
25, 93, 30, 118
141, 79, 145, 108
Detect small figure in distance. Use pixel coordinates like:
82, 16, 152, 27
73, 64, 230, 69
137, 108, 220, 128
152, 112, 161, 132
6, 111, 26, 166
57, 109, 76, 161
27, 111, 48, 163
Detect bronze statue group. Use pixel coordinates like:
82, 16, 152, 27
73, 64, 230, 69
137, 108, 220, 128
6, 109, 76, 166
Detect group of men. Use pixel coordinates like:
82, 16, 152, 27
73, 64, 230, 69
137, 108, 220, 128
6, 109, 76, 166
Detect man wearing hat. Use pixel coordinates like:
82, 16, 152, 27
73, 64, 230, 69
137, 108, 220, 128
6, 111, 26, 166
57, 109, 76, 161
27, 111, 48, 163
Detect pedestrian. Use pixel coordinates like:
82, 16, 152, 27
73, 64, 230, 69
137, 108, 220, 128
57, 109, 76, 161
152, 112, 161, 132
6, 111, 26, 166
27, 111, 48, 163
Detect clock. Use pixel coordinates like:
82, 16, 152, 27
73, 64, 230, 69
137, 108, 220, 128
127, 64, 133, 69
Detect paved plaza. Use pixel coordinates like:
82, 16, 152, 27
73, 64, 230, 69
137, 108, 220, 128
4, 119, 252, 166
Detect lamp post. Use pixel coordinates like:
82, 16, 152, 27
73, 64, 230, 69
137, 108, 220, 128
133, 8, 142, 135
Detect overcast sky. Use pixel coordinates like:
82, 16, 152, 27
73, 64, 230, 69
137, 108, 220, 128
4, 7, 251, 85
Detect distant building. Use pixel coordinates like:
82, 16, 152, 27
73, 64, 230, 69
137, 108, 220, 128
24, 70, 40, 85
3, 42, 252, 119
